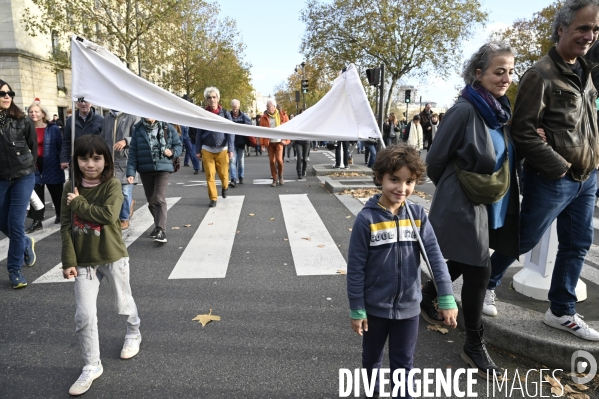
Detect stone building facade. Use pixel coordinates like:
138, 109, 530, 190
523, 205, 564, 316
1, 0, 72, 121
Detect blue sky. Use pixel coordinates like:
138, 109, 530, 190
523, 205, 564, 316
218, 0, 550, 107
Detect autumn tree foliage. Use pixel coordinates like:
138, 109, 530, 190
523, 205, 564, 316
21, 0, 253, 107
300, 0, 487, 117
160, 0, 253, 108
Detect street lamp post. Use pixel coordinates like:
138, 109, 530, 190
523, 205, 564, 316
295, 62, 306, 111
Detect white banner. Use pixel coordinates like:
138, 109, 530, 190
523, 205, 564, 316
70, 35, 381, 141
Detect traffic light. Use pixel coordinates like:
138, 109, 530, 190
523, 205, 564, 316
301, 79, 309, 93
405, 90, 411, 103
366, 68, 380, 86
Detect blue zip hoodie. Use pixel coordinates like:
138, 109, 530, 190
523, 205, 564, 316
347, 195, 454, 320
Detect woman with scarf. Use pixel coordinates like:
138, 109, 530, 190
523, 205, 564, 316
127, 118, 181, 243
260, 99, 290, 187
0, 80, 37, 288
423, 43, 519, 379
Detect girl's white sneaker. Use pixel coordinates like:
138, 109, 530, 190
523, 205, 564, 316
69, 364, 103, 396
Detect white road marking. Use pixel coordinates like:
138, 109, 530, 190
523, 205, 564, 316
33, 197, 181, 284
168, 196, 244, 279
0, 215, 60, 262
280, 194, 346, 275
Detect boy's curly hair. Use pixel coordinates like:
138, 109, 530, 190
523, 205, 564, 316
372, 144, 427, 187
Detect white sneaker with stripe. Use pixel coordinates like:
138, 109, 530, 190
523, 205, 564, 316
543, 309, 599, 341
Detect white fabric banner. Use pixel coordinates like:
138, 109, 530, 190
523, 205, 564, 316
70, 36, 381, 141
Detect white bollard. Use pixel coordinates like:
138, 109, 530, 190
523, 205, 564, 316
513, 221, 587, 301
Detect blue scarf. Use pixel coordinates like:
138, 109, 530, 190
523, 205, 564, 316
461, 85, 511, 129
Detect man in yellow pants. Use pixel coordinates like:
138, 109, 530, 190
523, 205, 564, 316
195, 87, 234, 207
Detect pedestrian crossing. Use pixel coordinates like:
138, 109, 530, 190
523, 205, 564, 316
20, 194, 348, 284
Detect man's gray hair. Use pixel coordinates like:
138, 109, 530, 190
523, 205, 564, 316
551, 0, 599, 43
204, 86, 220, 100
461, 42, 515, 86
231, 99, 240, 107
266, 99, 277, 107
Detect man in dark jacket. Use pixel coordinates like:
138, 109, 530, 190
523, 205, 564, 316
419, 103, 433, 150
487, 0, 599, 341
102, 111, 139, 230
60, 100, 104, 168
230, 99, 252, 185
195, 87, 234, 207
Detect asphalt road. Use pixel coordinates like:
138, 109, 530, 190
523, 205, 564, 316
1, 148, 594, 399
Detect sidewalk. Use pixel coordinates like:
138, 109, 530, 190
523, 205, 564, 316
322, 169, 599, 369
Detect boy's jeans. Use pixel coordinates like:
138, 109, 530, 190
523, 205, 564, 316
119, 183, 133, 221
0, 173, 35, 273
74, 257, 140, 366
488, 167, 596, 316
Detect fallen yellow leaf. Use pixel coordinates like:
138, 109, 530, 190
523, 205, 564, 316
563, 384, 576, 394
566, 393, 589, 399
426, 324, 448, 334
317, 244, 325, 248
171, 226, 180, 230
571, 383, 589, 391
249, 213, 255, 216
302, 237, 312, 241
345, 216, 351, 219
545, 375, 562, 388
208, 223, 213, 225
337, 269, 347, 275
348, 228, 352, 232
183, 224, 192, 227
550, 386, 563, 397
192, 309, 221, 327
270, 218, 275, 220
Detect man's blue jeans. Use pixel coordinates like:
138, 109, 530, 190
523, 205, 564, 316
364, 143, 377, 168
0, 173, 35, 273
235, 148, 245, 179
120, 183, 133, 221
183, 138, 200, 170
229, 151, 237, 182
488, 167, 596, 316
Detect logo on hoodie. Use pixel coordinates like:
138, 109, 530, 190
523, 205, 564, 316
369, 220, 420, 246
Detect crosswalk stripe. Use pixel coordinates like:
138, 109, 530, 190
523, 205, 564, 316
280, 194, 347, 275
33, 197, 181, 284
168, 195, 244, 279
0, 215, 59, 262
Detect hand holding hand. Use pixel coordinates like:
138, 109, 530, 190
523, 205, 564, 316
66, 187, 79, 206
127, 176, 135, 184
63, 267, 78, 279
351, 318, 368, 336
438, 308, 458, 329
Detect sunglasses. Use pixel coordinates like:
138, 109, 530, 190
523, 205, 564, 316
77, 100, 88, 104
0, 91, 16, 98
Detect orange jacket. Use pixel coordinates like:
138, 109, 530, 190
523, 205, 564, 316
259, 111, 290, 146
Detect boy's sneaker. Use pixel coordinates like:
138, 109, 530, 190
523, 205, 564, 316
482, 289, 498, 317
24, 237, 36, 267
9, 270, 27, 289
121, 334, 142, 359
543, 309, 599, 341
69, 364, 103, 396
153, 229, 167, 243
149, 227, 160, 238
298, 176, 306, 181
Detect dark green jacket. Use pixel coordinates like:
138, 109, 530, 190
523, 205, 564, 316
126, 120, 182, 175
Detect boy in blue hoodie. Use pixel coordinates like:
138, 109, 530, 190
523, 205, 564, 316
347, 145, 458, 398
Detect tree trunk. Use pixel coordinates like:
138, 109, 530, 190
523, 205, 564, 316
384, 76, 398, 119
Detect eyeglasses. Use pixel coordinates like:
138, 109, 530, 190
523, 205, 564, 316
206, 96, 217, 99
0, 91, 15, 98
77, 100, 88, 104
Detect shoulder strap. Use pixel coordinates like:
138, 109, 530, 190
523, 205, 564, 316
405, 200, 437, 292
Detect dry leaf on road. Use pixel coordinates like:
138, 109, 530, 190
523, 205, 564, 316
545, 375, 562, 388
192, 309, 221, 327
183, 224, 192, 227
208, 223, 213, 225
348, 228, 352, 232
317, 244, 325, 248
566, 393, 589, 399
550, 387, 563, 397
171, 226, 180, 230
571, 384, 589, 391
270, 218, 275, 220
249, 213, 255, 216
337, 269, 347, 275
345, 216, 351, 219
302, 237, 312, 241
426, 324, 448, 334
283, 238, 289, 241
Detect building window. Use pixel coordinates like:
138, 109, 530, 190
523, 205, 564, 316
57, 71, 66, 91
51, 30, 59, 54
